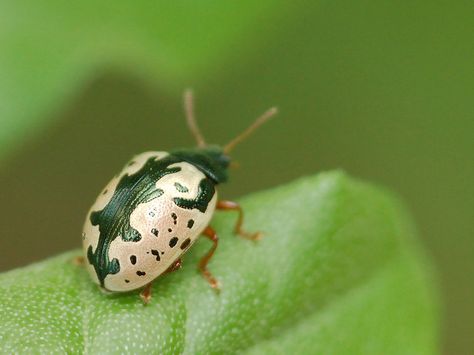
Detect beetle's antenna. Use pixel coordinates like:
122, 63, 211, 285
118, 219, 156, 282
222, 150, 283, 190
184, 89, 206, 147
223, 107, 278, 154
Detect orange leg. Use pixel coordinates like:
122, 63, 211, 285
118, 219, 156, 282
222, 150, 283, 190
165, 258, 182, 274
140, 283, 153, 304
140, 258, 182, 305
72, 256, 85, 266
199, 226, 220, 291
216, 200, 262, 240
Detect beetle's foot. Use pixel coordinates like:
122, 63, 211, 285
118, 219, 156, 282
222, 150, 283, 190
202, 271, 221, 293
72, 256, 85, 266
140, 293, 151, 305
236, 229, 263, 242
140, 283, 152, 305
216, 200, 262, 241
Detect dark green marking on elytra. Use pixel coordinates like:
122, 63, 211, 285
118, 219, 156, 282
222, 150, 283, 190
173, 178, 215, 213
86, 148, 228, 288
174, 182, 189, 193
87, 154, 184, 287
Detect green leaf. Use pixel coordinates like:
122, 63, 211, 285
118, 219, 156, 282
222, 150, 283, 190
0, 1, 285, 161
0, 172, 438, 354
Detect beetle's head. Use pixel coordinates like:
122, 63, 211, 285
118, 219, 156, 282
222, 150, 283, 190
178, 89, 277, 184
171, 145, 230, 184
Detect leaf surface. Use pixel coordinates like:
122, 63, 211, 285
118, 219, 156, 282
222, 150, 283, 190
0, 172, 438, 354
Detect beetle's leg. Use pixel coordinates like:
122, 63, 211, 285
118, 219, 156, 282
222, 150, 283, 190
72, 256, 85, 266
139, 259, 182, 305
216, 200, 262, 241
140, 283, 153, 305
165, 258, 182, 274
199, 226, 220, 291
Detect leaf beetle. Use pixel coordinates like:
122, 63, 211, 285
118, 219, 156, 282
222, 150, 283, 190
80, 90, 277, 303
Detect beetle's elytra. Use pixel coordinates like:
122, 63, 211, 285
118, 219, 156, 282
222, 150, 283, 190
80, 90, 277, 303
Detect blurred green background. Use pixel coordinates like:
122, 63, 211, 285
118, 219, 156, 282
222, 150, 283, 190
0, 1, 472, 353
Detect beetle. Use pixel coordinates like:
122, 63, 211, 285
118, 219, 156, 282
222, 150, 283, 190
80, 90, 277, 303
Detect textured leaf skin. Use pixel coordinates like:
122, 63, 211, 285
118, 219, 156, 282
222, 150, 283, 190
0, 172, 438, 354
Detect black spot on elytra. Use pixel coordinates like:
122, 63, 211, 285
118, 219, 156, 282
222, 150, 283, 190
174, 182, 189, 193
151, 228, 159, 237
171, 212, 177, 225
180, 238, 191, 250
130, 255, 137, 265
149, 211, 155, 217
151, 249, 161, 261
168, 228, 172, 233
102, 189, 108, 195
136, 271, 146, 276
169, 237, 179, 248
128, 161, 136, 166
124, 279, 130, 283
187, 219, 194, 229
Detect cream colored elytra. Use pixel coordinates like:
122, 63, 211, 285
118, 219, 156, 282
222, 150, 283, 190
82, 151, 217, 292
81, 90, 277, 301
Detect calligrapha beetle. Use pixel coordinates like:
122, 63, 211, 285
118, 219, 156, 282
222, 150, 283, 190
79, 90, 277, 303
